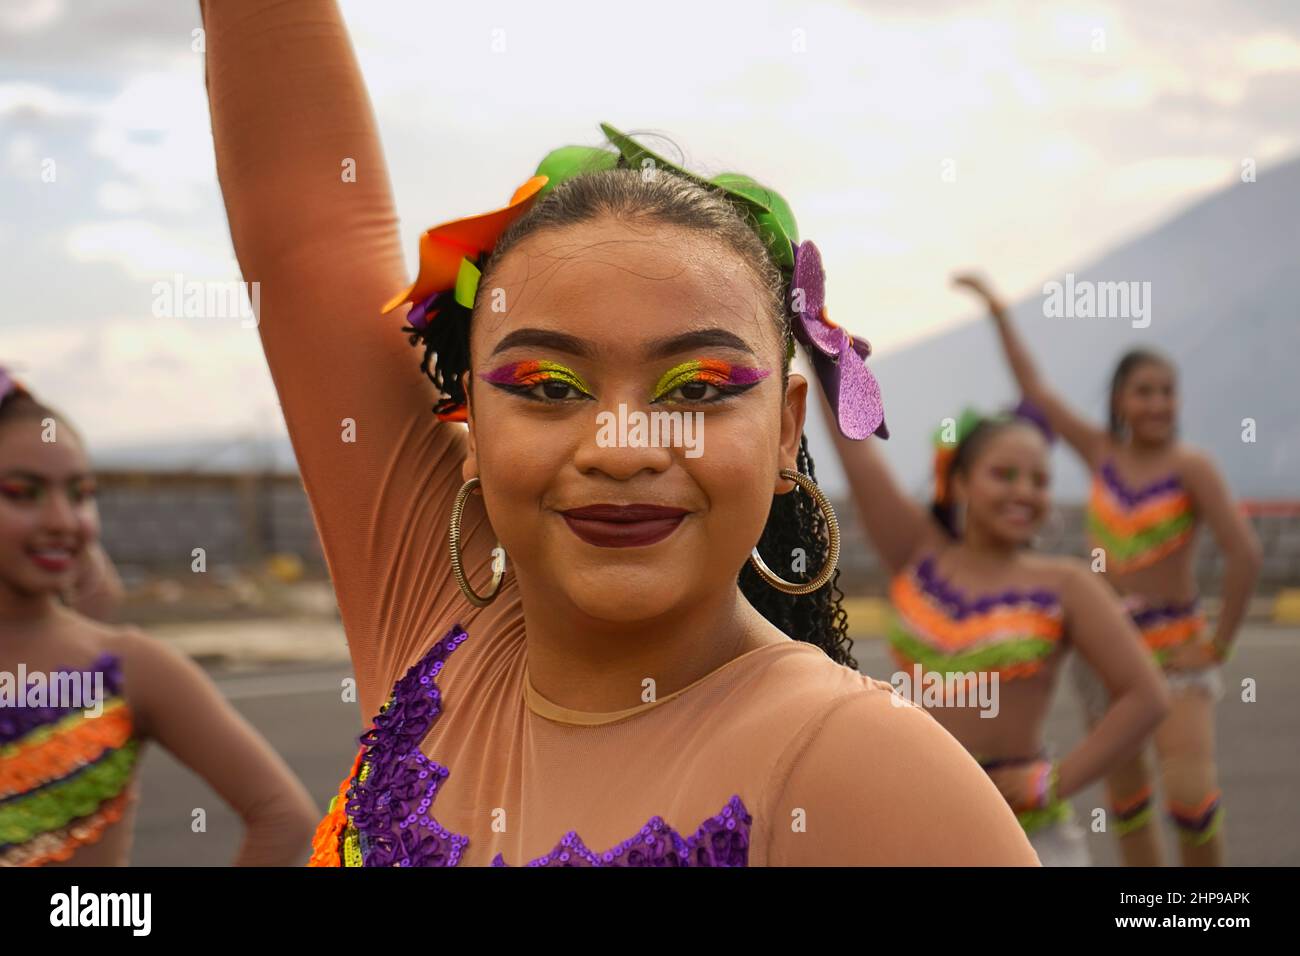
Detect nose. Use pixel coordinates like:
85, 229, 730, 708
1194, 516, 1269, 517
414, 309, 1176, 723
38, 487, 82, 534
572, 398, 676, 481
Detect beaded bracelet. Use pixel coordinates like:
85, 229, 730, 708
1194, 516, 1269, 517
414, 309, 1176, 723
1032, 761, 1060, 811
1210, 638, 1235, 664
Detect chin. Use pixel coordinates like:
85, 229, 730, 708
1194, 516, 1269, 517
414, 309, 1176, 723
994, 526, 1038, 549
1137, 422, 1174, 443
557, 566, 697, 623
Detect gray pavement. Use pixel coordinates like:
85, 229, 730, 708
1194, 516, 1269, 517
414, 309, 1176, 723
128, 624, 1298, 865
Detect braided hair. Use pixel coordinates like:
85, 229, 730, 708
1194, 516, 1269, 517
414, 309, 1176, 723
404, 164, 855, 669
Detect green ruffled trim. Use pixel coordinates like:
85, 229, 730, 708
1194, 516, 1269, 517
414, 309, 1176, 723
1114, 804, 1154, 836
1017, 798, 1073, 836
1087, 511, 1193, 561
0, 740, 138, 845
888, 622, 1058, 675
1173, 805, 1225, 847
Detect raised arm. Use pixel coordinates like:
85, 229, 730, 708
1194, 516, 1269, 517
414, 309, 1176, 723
1179, 449, 1262, 663
952, 274, 1109, 469
815, 381, 941, 575
201, 1, 488, 714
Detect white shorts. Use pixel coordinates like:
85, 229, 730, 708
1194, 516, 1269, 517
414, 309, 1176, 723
1070, 652, 1223, 726
1028, 816, 1092, 867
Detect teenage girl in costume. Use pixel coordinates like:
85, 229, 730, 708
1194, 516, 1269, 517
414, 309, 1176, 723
959, 274, 1263, 866
820, 377, 1169, 865
0, 371, 319, 865
201, 0, 1038, 866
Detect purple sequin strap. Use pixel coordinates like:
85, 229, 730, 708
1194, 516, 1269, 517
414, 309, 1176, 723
1129, 598, 1201, 630
913, 557, 1058, 621
1098, 460, 1184, 507
345, 625, 470, 866
0, 653, 126, 745
342, 622, 754, 867
491, 794, 751, 867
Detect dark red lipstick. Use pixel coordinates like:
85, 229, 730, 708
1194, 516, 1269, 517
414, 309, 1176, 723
560, 504, 689, 548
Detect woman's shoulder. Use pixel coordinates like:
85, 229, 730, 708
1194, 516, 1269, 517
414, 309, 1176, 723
724, 638, 906, 732
745, 645, 1036, 864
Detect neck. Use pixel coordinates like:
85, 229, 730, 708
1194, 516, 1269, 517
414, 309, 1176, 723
0, 584, 62, 639
516, 571, 765, 714
959, 525, 1020, 560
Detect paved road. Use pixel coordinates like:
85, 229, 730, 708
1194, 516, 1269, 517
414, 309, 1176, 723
129, 625, 1298, 865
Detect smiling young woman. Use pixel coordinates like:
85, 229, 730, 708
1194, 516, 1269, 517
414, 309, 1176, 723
0, 373, 319, 866
963, 273, 1263, 866
200, 0, 1039, 866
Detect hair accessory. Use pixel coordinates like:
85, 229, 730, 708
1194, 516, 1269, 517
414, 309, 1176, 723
790, 241, 887, 440
931, 398, 1056, 504
932, 407, 984, 505
0, 367, 31, 407
384, 123, 888, 438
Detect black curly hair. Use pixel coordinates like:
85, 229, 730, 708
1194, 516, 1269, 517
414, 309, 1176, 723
403, 163, 855, 669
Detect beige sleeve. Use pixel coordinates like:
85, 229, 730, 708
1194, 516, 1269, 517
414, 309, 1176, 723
201, 0, 502, 719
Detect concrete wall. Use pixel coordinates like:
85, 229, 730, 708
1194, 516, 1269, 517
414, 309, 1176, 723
95, 471, 1298, 592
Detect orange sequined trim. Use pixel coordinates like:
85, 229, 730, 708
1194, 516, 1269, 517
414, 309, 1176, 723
1139, 613, 1206, 651
307, 748, 364, 868
891, 574, 1064, 649
1113, 784, 1154, 815
1088, 483, 1193, 535
0, 699, 133, 798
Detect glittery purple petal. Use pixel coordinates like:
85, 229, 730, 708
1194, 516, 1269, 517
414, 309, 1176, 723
815, 343, 886, 441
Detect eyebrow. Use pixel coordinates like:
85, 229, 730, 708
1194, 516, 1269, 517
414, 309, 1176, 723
488, 327, 757, 361
0, 470, 93, 482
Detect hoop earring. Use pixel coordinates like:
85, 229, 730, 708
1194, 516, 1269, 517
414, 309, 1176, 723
748, 468, 840, 595
448, 476, 506, 608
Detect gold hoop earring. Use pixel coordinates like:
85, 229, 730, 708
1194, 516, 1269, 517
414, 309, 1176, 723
748, 468, 840, 595
448, 476, 506, 608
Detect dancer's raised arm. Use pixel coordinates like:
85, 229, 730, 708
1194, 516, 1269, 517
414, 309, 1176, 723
815, 386, 942, 575
201, 0, 488, 716
953, 274, 1109, 469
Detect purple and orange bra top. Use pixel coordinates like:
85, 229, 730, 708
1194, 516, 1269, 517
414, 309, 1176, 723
1087, 457, 1195, 574
309, 625, 751, 867
888, 556, 1065, 681
0, 653, 139, 867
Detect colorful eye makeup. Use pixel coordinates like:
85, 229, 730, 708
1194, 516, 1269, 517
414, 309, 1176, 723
478, 360, 595, 401
650, 359, 769, 404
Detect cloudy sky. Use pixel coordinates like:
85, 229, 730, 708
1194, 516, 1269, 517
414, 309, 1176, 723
2, 0, 1297, 459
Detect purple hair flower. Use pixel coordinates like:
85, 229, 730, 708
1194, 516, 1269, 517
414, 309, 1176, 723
790, 241, 888, 440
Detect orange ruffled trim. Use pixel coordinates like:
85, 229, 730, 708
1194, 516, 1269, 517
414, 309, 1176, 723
307, 748, 364, 868
1136, 611, 1205, 652
1088, 480, 1193, 535
890, 574, 1064, 650
0, 789, 131, 867
1113, 784, 1153, 815
0, 699, 133, 798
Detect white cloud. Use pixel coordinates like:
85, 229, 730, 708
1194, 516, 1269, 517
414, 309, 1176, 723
87, 69, 215, 215
64, 220, 235, 282
1237, 32, 1300, 72
0, 0, 64, 35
